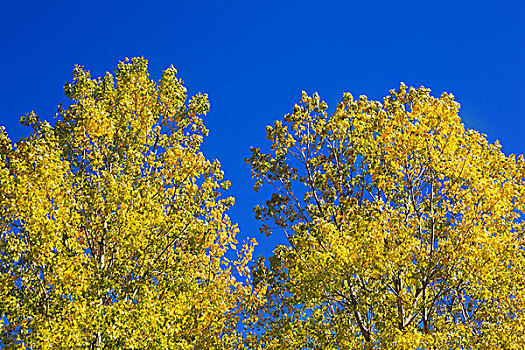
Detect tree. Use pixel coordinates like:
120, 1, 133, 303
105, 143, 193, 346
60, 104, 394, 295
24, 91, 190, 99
0, 57, 257, 349
246, 84, 525, 349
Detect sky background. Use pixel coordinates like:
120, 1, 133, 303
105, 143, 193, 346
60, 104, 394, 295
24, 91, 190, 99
1, 0, 524, 258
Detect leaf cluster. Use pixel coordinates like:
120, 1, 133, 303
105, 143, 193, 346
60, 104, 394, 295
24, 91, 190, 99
0, 58, 259, 349
245, 84, 525, 348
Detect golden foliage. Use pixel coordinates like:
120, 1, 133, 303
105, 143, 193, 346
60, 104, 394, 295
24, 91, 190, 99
246, 84, 525, 348
0, 58, 258, 349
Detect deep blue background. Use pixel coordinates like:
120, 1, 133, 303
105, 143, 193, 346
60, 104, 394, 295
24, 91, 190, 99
1, 0, 523, 258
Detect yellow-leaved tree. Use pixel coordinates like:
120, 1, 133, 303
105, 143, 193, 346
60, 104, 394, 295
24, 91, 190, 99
0, 58, 257, 349
245, 84, 525, 349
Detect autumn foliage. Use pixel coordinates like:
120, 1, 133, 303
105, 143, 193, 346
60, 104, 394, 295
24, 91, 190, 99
1, 59, 525, 349
245, 85, 525, 348
0, 58, 257, 348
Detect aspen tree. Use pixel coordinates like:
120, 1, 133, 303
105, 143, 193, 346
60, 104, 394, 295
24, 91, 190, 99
0, 58, 256, 349
246, 85, 525, 349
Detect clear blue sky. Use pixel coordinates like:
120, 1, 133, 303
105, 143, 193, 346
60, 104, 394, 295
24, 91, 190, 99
1, 0, 523, 258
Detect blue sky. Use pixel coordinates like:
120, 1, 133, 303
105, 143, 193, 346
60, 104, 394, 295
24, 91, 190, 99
1, 0, 523, 258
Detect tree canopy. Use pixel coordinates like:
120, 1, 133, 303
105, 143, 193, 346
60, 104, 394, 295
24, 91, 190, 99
246, 85, 525, 348
0, 58, 257, 348
1, 58, 524, 349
